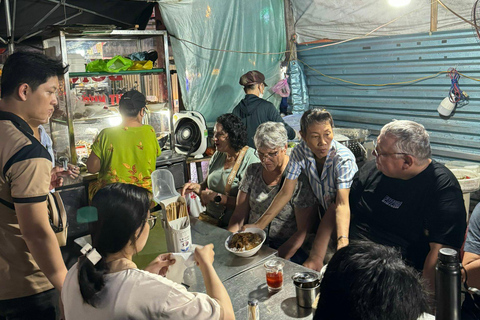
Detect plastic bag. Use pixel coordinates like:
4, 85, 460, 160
106, 55, 133, 72
126, 50, 158, 63
128, 60, 153, 70
184, 192, 205, 218
270, 78, 290, 97
86, 59, 107, 72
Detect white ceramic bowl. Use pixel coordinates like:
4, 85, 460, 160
225, 228, 266, 258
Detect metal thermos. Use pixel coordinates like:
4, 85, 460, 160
435, 248, 461, 320
292, 272, 320, 308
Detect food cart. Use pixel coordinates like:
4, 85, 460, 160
42, 29, 174, 165
41, 29, 187, 242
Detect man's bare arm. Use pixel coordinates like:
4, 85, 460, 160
16, 202, 67, 291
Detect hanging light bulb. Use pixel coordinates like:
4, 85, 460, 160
388, 0, 411, 7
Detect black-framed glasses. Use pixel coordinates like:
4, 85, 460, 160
147, 215, 157, 230
372, 141, 409, 158
255, 149, 280, 160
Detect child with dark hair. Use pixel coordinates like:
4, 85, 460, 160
62, 183, 234, 320
315, 241, 433, 320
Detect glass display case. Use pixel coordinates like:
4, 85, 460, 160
43, 30, 173, 165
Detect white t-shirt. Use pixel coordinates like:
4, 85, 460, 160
62, 262, 221, 320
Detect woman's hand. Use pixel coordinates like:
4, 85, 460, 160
303, 258, 323, 271
200, 189, 216, 206
194, 244, 215, 269
182, 182, 201, 196
144, 253, 176, 276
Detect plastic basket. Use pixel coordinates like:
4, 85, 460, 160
445, 161, 480, 175
450, 169, 480, 193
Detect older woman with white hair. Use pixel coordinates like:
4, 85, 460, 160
228, 122, 317, 261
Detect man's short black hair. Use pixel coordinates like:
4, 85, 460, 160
1, 50, 67, 98
314, 241, 430, 320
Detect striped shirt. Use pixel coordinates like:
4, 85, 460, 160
286, 139, 358, 212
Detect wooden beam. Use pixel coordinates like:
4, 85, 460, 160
431, 0, 438, 32
283, 0, 296, 62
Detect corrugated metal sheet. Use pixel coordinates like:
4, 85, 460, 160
297, 29, 480, 162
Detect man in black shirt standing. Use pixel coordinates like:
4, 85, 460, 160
232, 70, 296, 148
349, 120, 466, 295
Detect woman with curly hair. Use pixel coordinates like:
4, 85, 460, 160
182, 114, 259, 227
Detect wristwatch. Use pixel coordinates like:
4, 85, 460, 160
214, 193, 222, 205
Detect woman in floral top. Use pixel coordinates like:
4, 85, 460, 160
228, 122, 317, 262
87, 90, 160, 200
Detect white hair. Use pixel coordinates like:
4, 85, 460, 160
254, 122, 288, 150
380, 120, 431, 161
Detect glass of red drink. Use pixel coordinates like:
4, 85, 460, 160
264, 259, 285, 292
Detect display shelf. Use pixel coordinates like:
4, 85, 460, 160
70, 68, 165, 77
51, 113, 120, 124
44, 29, 174, 164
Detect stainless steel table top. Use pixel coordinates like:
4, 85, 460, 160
185, 218, 277, 290
223, 259, 320, 320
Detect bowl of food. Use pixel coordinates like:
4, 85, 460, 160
225, 228, 266, 258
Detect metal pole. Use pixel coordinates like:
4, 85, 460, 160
164, 32, 175, 152
4, 0, 14, 53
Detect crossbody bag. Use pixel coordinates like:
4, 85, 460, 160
199, 146, 249, 226
0, 192, 68, 247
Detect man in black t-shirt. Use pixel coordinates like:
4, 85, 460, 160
349, 120, 466, 295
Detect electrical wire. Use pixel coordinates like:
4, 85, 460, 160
298, 58, 449, 87
438, 0, 477, 28
169, 0, 440, 56
169, 0, 476, 57
166, 0, 480, 88
298, 58, 480, 87
448, 68, 468, 103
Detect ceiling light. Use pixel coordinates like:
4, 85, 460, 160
388, 0, 411, 7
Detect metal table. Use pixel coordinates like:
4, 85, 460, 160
186, 218, 277, 291
222, 259, 319, 319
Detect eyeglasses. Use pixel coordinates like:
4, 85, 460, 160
255, 149, 280, 160
147, 215, 157, 230
372, 141, 409, 158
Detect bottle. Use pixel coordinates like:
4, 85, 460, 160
435, 248, 461, 320
247, 299, 259, 320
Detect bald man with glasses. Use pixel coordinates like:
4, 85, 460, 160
349, 120, 466, 297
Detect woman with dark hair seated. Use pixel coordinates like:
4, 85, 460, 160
62, 183, 234, 320
182, 113, 259, 227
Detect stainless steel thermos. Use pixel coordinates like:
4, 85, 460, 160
435, 248, 461, 320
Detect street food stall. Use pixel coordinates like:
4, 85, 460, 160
39, 28, 187, 240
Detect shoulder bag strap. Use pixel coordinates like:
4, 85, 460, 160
0, 197, 15, 210
266, 170, 287, 242
224, 146, 249, 196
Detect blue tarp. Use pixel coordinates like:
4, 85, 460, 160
158, 0, 286, 123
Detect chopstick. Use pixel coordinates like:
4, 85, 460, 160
165, 201, 188, 222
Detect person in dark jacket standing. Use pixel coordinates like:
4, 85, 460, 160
232, 70, 296, 148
